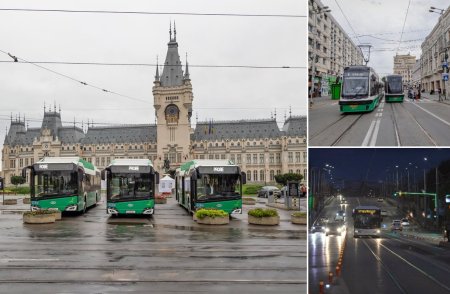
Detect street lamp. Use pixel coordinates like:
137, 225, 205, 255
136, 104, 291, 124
309, 1, 331, 107
429, 7, 445, 14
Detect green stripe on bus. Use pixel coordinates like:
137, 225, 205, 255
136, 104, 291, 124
110, 199, 155, 214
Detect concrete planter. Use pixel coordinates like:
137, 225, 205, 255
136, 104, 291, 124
155, 198, 167, 204
23, 198, 31, 204
50, 211, 62, 221
3, 199, 17, 205
23, 214, 56, 224
242, 198, 256, 205
248, 215, 280, 226
196, 215, 229, 225
291, 215, 307, 225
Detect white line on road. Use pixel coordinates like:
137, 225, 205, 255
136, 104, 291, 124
409, 101, 450, 127
362, 120, 376, 146
370, 119, 381, 146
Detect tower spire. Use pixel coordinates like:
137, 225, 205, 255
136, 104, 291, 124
155, 55, 160, 81
184, 52, 190, 80
174, 21, 177, 41
44, 101, 46, 113
169, 21, 172, 41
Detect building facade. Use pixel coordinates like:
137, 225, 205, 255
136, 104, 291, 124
308, 0, 364, 97
411, 59, 421, 89
420, 7, 450, 93
393, 54, 416, 88
1, 28, 307, 186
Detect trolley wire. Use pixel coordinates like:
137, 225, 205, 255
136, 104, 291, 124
0, 8, 306, 18
333, 0, 361, 45
397, 0, 412, 54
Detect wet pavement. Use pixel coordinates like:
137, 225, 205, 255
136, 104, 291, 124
0, 195, 306, 293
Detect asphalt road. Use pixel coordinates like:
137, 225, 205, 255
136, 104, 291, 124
308, 196, 450, 294
0, 197, 306, 293
309, 96, 450, 146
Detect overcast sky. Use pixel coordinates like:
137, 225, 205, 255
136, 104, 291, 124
322, 0, 448, 76
0, 0, 306, 159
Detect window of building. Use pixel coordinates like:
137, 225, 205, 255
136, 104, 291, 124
215, 154, 220, 159
260, 170, 265, 182
221, 154, 225, 159
304, 169, 307, 180
253, 154, 257, 164
270, 170, 275, 181
247, 171, 251, 182
295, 152, 301, 163
253, 170, 258, 182
270, 154, 274, 164
237, 154, 241, 164
209, 155, 214, 159
288, 152, 293, 163
246, 154, 251, 164
276, 153, 281, 163
230, 154, 235, 163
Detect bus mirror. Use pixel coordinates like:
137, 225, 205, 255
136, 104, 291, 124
155, 172, 160, 185
191, 171, 197, 181
21, 167, 28, 178
101, 170, 106, 181
371, 74, 376, 82
241, 172, 247, 184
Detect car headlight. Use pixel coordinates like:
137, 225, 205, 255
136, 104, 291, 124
107, 208, 119, 214
232, 209, 242, 214
143, 208, 154, 215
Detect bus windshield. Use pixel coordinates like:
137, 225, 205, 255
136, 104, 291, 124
196, 173, 241, 201
354, 214, 381, 229
342, 77, 369, 97
33, 171, 78, 198
387, 77, 403, 94
109, 173, 153, 201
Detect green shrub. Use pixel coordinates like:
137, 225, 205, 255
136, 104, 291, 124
23, 210, 55, 216
243, 184, 263, 195
195, 208, 228, 219
248, 208, 278, 218
292, 211, 307, 217
8, 186, 30, 195
242, 197, 256, 201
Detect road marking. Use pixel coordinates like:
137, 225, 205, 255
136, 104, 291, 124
370, 119, 381, 146
379, 243, 450, 291
362, 120, 376, 146
409, 101, 450, 127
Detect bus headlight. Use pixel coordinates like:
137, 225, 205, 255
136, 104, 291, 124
31, 206, 40, 211
65, 205, 78, 211
354, 230, 359, 233
107, 208, 118, 214
143, 209, 154, 215
232, 209, 242, 214
337, 228, 342, 233
325, 228, 330, 232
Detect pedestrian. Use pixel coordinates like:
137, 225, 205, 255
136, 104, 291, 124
445, 221, 450, 242
438, 88, 442, 101
300, 184, 307, 198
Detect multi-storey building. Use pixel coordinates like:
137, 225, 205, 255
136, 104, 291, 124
308, 0, 364, 96
411, 59, 421, 89
393, 54, 416, 88
420, 7, 450, 93
1, 28, 307, 186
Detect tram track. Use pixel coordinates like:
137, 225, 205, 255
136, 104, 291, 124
363, 239, 450, 293
330, 114, 363, 146
399, 102, 438, 146
389, 103, 401, 146
308, 115, 348, 141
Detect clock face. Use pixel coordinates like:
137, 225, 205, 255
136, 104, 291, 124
165, 104, 180, 123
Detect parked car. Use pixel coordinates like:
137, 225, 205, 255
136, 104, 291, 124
377, 198, 383, 202
391, 220, 403, 231
381, 210, 388, 217
335, 210, 345, 221
341, 198, 347, 204
401, 218, 410, 226
257, 186, 281, 198
325, 221, 346, 236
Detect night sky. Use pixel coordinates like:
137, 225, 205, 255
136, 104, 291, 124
309, 148, 450, 183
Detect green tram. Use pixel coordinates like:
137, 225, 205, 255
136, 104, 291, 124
175, 160, 246, 215
102, 159, 159, 216
384, 74, 404, 103
339, 65, 384, 113
22, 157, 101, 213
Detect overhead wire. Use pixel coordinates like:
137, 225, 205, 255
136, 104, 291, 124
397, 0, 412, 54
0, 8, 306, 18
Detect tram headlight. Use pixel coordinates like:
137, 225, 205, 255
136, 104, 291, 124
31, 206, 40, 211
232, 208, 242, 214
325, 228, 330, 232
337, 228, 342, 233
107, 208, 118, 214
143, 208, 154, 215
376, 229, 381, 234
65, 205, 77, 211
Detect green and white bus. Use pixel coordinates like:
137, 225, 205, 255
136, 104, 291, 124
22, 157, 101, 213
102, 159, 158, 216
175, 160, 246, 215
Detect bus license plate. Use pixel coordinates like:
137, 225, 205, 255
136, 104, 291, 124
126, 211, 136, 214
350, 105, 358, 109
48, 208, 58, 211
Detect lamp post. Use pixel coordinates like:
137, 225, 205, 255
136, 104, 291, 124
423, 157, 428, 192
309, 0, 331, 107
395, 165, 399, 190
429, 7, 448, 100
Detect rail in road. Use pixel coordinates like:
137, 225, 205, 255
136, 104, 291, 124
0, 199, 306, 294
309, 196, 450, 294
309, 97, 450, 146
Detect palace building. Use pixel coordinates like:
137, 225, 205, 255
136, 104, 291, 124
1, 27, 306, 186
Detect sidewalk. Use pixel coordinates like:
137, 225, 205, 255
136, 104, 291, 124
0, 194, 30, 212
420, 92, 450, 105
309, 96, 338, 108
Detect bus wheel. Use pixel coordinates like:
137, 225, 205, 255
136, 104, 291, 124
82, 197, 87, 214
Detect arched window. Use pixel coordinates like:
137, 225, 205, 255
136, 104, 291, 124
253, 170, 258, 182
247, 171, 251, 182
270, 170, 275, 181
260, 170, 265, 182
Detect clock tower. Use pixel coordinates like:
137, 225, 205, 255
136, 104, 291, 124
153, 23, 193, 172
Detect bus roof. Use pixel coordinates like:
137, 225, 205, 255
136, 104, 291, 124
35, 157, 98, 175
107, 158, 153, 168
354, 205, 381, 210
179, 160, 236, 172
344, 65, 372, 71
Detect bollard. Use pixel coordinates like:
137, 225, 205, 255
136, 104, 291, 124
336, 265, 340, 276
328, 272, 334, 283
319, 281, 324, 294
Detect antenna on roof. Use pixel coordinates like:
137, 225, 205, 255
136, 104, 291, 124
43, 101, 46, 113
82, 120, 84, 133
270, 112, 273, 120
73, 117, 76, 129
284, 111, 287, 121
274, 108, 277, 120
196, 112, 198, 123
59, 104, 61, 114
10, 112, 12, 122
289, 106, 292, 118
